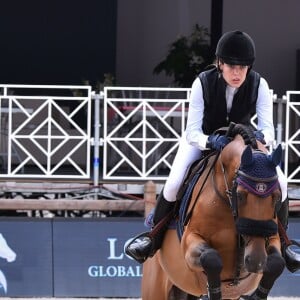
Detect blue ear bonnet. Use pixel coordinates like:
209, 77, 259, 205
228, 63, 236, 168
236, 145, 282, 197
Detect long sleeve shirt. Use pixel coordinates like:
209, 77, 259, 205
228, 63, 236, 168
185, 76, 275, 150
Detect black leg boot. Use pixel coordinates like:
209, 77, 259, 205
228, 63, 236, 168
278, 198, 300, 273
125, 191, 175, 264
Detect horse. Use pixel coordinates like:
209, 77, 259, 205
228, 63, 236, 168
0, 233, 16, 294
142, 124, 285, 300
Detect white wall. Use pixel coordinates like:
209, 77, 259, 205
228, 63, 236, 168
116, 0, 300, 96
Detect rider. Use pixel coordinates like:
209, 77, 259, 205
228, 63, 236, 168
125, 30, 300, 272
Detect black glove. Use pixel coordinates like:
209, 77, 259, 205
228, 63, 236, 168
254, 130, 266, 144
207, 134, 230, 151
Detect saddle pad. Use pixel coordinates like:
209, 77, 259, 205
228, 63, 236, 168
144, 154, 212, 237
176, 171, 202, 239
176, 156, 210, 240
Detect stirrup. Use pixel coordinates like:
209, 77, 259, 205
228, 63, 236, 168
285, 239, 300, 273
125, 232, 153, 264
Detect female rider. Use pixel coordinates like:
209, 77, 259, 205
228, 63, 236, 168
125, 30, 300, 273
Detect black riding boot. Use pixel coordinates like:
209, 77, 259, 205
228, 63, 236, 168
125, 191, 175, 264
278, 198, 300, 273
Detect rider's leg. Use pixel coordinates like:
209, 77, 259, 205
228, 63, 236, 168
125, 190, 175, 263
277, 197, 300, 273
277, 167, 300, 273
125, 134, 202, 263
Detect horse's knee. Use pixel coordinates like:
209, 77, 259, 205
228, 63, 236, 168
266, 252, 285, 277
249, 252, 285, 300
200, 248, 223, 275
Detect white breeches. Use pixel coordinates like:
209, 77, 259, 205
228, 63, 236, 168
163, 133, 288, 202
163, 133, 202, 202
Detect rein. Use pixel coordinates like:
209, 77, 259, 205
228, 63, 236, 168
211, 153, 245, 285
184, 123, 237, 226
211, 153, 237, 214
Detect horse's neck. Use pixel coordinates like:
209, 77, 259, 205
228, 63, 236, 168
217, 154, 239, 183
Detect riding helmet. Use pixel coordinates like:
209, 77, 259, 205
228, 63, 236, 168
216, 30, 256, 66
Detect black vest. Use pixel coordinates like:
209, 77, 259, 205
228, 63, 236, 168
199, 67, 260, 134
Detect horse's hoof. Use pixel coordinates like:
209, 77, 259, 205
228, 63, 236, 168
285, 242, 300, 273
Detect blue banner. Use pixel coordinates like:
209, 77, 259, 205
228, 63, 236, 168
53, 218, 144, 297
0, 217, 299, 297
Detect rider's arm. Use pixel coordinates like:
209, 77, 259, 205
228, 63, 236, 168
256, 77, 275, 146
185, 77, 209, 150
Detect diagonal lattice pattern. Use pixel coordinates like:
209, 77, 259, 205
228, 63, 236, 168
103, 87, 190, 180
0, 85, 91, 178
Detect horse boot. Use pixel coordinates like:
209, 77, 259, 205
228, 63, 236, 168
125, 191, 175, 264
277, 198, 300, 273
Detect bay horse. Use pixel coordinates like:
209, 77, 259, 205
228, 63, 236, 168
142, 124, 285, 300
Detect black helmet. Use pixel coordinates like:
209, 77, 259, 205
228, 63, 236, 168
216, 30, 256, 66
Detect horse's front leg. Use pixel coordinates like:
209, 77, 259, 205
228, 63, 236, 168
183, 233, 223, 300
242, 241, 285, 300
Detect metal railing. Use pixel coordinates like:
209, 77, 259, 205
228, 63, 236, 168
284, 91, 300, 183
102, 87, 190, 180
0, 85, 299, 185
0, 85, 92, 178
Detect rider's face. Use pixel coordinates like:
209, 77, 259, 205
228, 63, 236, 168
219, 63, 249, 88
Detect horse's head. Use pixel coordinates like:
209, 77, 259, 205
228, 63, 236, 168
227, 142, 282, 273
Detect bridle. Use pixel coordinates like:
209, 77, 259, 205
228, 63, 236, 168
214, 148, 281, 285
215, 150, 281, 238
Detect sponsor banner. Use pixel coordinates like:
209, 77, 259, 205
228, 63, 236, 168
0, 218, 53, 297
0, 217, 299, 297
53, 218, 145, 297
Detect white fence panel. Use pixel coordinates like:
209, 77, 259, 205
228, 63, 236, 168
103, 87, 295, 183
284, 91, 300, 183
0, 85, 298, 184
103, 87, 190, 180
0, 85, 92, 179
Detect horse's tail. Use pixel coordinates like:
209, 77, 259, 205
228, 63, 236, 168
229, 123, 258, 149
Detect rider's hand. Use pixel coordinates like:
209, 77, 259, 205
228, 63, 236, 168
254, 130, 266, 144
207, 134, 230, 151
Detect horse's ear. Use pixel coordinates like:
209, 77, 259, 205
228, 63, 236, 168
268, 144, 282, 166
241, 145, 253, 166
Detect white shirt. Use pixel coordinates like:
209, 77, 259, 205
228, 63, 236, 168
185, 76, 275, 150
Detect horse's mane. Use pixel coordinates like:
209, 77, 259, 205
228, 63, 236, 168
227, 123, 258, 149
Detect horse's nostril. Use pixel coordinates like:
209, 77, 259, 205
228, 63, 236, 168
245, 255, 251, 265
245, 254, 265, 273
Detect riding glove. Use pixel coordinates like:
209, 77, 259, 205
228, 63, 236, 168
254, 130, 266, 144
207, 134, 230, 151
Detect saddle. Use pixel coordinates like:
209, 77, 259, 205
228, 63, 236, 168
142, 151, 216, 235
174, 125, 237, 238
175, 150, 217, 239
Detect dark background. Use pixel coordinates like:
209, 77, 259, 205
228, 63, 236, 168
0, 0, 117, 86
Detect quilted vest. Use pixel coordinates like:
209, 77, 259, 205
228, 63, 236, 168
199, 67, 260, 134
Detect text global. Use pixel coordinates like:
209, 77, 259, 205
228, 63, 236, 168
88, 265, 142, 277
